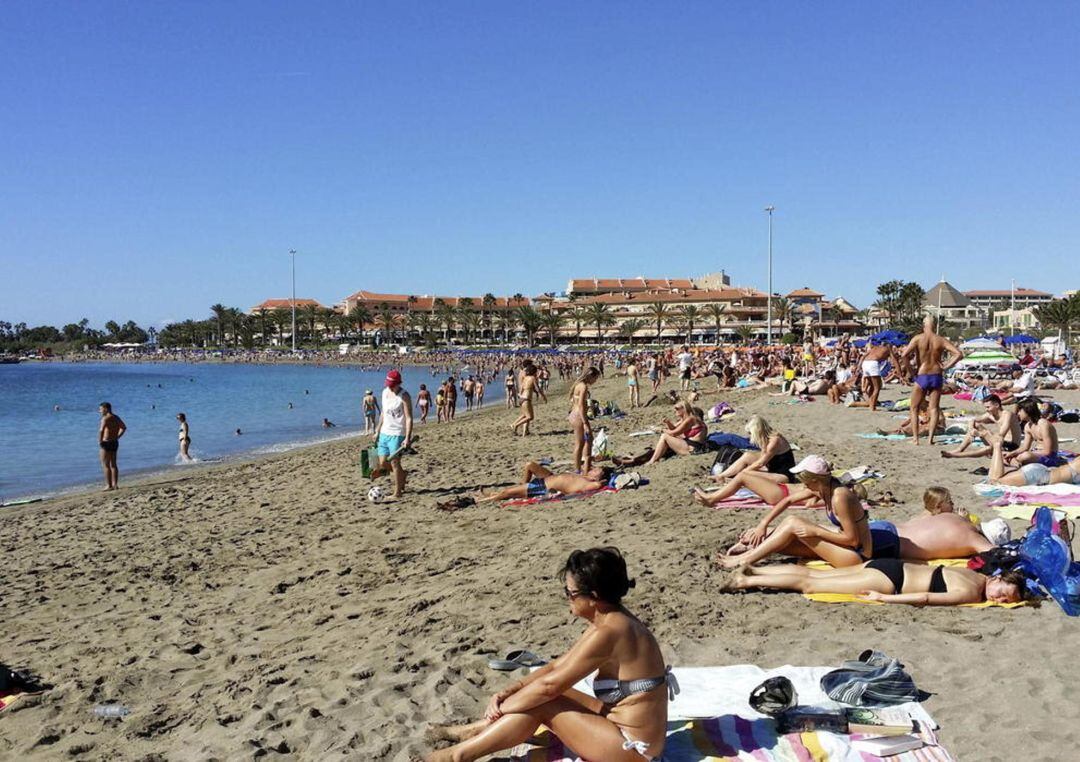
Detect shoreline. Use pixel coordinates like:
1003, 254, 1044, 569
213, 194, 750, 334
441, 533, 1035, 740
1, 394, 511, 509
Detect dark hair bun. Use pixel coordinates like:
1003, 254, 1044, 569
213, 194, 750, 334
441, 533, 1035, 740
559, 547, 634, 605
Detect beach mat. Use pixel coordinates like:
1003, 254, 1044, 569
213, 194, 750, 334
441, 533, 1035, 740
511, 665, 953, 761
802, 559, 1028, 608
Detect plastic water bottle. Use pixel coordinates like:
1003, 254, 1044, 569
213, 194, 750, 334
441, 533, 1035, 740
360, 448, 371, 478
93, 704, 131, 718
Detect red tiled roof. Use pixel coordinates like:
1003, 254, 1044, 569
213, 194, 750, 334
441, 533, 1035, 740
569, 277, 696, 292
251, 298, 325, 311
963, 288, 1052, 297
564, 288, 767, 306
786, 287, 824, 298
344, 291, 529, 310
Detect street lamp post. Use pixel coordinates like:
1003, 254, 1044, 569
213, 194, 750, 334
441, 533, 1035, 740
290, 249, 297, 352
764, 206, 775, 345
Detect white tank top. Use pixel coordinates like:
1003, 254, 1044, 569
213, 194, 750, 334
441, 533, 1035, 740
381, 388, 406, 435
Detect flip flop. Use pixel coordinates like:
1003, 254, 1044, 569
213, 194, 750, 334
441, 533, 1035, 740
487, 649, 548, 671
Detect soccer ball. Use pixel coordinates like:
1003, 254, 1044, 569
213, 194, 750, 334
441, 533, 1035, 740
367, 485, 385, 503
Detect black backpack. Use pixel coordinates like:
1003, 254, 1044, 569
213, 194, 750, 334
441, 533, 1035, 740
711, 445, 744, 470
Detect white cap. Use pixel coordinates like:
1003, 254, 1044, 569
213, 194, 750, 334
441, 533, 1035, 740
980, 518, 1011, 546
790, 454, 831, 476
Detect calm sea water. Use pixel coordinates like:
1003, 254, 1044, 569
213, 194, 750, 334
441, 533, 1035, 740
0, 361, 498, 502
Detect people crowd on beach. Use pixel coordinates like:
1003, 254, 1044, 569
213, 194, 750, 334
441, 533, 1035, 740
421, 319, 1078, 761
76, 321, 1077, 761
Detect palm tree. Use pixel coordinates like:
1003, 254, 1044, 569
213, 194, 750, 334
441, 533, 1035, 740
410, 312, 436, 346
825, 303, 844, 336
734, 325, 755, 344
585, 303, 615, 345
296, 302, 318, 345
541, 311, 565, 347
648, 301, 670, 343
375, 303, 396, 345
458, 309, 480, 345
434, 298, 456, 344
704, 303, 727, 344
210, 303, 228, 346
272, 309, 291, 345
349, 304, 372, 345
618, 318, 646, 346
481, 293, 497, 343
497, 309, 518, 345
516, 306, 543, 347
319, 308, 340, 342
770, 297, 793, 337
679, 305, 702, 345
567, 306, 587, 341
1035, 297, 1079, 343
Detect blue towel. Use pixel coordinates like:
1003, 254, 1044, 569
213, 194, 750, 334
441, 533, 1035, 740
707, 432, 758, 450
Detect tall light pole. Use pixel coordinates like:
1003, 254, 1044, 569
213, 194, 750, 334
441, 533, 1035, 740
764, 206, 775, 345
290, 249, 297, 352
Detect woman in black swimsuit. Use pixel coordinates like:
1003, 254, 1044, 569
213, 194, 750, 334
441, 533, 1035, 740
722, 561, 1026, 606
425, 548, 673, 761
709, 415, 796, 482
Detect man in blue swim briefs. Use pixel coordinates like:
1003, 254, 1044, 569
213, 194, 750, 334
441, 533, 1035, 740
476, 462, 614, 503
899, 315, 962, 446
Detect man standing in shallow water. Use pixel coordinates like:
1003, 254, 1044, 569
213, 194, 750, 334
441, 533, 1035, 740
900, 315, 962, 446
98, 402, 126, 490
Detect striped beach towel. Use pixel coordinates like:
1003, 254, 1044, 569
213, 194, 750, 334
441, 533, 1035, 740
511, 717, 954, 761
511, 666, 954, 761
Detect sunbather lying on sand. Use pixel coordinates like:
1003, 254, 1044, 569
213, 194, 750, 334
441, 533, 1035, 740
721, 561, 1027, 606
476, 462, 614, 502
425, 548, 672, 762
988, 438, 1080, 487
719, 484, 998, 567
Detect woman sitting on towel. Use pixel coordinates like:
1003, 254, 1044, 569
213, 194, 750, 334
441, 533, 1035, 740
644, 400, 708, 464
425, 548, 674, 762
714, 455, 897, 570
721, 560, 1027, 606
709, 415, 796, 482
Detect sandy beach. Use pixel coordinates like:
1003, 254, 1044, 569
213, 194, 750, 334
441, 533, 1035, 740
3, 376, 1079, 761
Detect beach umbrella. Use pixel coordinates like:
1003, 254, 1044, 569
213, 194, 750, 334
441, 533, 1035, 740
1003, 334, 1038, 345
960, 337, 1003, 352
869, 330, 907, 346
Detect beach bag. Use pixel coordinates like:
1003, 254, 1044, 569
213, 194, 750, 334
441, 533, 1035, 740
1020, 506, 1079, 616
711, 445, 744, 473
820, 650, 920, 707
591, 428, 611, 458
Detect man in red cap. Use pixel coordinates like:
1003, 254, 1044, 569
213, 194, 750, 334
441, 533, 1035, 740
371, 369, 413, 497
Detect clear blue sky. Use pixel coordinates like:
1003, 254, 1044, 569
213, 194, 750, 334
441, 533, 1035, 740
3, 2, 1077, 328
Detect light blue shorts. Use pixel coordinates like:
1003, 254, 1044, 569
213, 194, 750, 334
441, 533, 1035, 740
377, 433, 406, 458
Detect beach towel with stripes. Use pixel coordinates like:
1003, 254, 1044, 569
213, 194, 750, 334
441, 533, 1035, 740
511, 665, 954, 761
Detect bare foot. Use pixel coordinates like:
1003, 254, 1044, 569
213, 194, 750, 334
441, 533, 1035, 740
726, 540, 750, 556
426, 720, 486, 744
692, 488, 713, 506
941, 450, 955, 458
714, 553, 746, 570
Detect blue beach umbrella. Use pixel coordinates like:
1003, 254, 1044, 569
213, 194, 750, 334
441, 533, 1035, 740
1003, 334, 1038, 345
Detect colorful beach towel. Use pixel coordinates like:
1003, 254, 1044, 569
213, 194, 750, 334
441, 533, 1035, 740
995, 504, 1080, 521
511, 665, 954, 762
